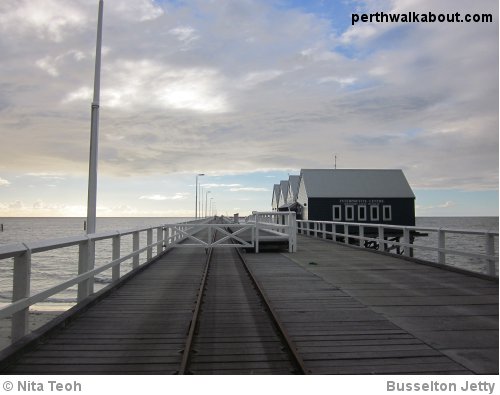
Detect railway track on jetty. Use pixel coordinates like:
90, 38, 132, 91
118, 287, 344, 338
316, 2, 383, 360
1, 218, 309, 374
178, 219, 309, 374
2, 217, 478, 374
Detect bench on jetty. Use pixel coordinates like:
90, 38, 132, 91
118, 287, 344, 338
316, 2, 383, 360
0, 213, 497, 374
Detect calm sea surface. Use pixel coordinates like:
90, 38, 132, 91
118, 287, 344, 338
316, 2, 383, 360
0, 216, 497, 309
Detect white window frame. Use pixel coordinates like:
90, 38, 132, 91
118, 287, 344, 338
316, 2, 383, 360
332, 205, 342, 221
370, 205, 379, 221
383, 205, 392, 221
358, 205, 367, 221
345, 205, 355, 221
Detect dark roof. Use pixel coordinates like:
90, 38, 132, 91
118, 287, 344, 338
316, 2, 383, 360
300, 169, 415, 198
288, 175, 300, 200
279, 180, 289, 202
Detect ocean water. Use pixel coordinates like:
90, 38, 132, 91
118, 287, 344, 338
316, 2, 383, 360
0, 216, 497, 310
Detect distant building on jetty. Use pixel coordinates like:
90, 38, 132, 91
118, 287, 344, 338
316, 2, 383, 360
273, 169, 415, 226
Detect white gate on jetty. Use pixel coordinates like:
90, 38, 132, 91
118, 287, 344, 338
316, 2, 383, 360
0, 212, 296, 346
167, 211, 297, 253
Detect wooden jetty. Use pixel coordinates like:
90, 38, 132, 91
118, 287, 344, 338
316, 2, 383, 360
0, 224, 497, 374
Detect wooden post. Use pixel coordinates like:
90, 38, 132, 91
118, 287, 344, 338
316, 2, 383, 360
255, 217, 260, 254
403, 228, 411, 257
156, 226, 163, 256
359, 225, 364, 248
438, 229, 445, 265
378, 226, 385, 251
344, 224, 349, 245
112, 234, 120, 282
133, 231, 139, 269
291, 212, 297, 252
486, 232, 496, 276
12, 247, 31, 342
147, 228, 153, 261
77, 240, 90, 302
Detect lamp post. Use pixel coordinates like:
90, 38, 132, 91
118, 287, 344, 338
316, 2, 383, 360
199, 187, 204, 218
209, 197, 214, 217
86, 0, 104, 236
205, 191, 211, 218
80, 0, 103, 301
195, 174, 204, 219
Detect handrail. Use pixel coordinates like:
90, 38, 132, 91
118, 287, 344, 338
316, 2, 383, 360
0, 218, 214, 345
0, 214, 298, 347
296, 219, 498, 277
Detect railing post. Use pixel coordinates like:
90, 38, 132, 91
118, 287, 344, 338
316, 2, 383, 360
112, 234, 120, 282
288, 212, 296, 253
77, 239, 90, 302
12, 247, 31, 342
147, 228, 153, 261
403, 227, 410, 257
378, 226, 385, 251
486, 232, 496, 276
133, 231, 140, 269
156, 226, 163, 256
292, 212, 297, 252
166, 226, 171, 247
255, 217, 260, 253
332, 223, 337, 241
359, 225, 364, 247
344, 224, 349, 245
438, 228, 445, 265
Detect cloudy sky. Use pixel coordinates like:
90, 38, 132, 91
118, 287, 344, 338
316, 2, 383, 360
0, 0, 497, 218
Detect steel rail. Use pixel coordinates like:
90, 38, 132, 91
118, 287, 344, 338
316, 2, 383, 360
178, 223, 217, 374
226, 225, 311, 375
179, 220, 309, 374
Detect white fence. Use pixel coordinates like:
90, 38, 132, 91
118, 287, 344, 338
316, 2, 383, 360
0, 213, 297, 346
297, 220, 499, 277
245, 211, 297, 253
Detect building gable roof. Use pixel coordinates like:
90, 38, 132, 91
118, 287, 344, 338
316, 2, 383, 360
272, 184, 281, 206
300, 169, 415, 198
279, 180, 289, 203
288, 175, 300, 200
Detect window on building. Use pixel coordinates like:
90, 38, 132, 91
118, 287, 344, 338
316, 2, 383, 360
332, 205, 341, 221
358, 205, 367, 221
370, 205, 379, 221
345, 205, 354, 221
383, 205, 392, 221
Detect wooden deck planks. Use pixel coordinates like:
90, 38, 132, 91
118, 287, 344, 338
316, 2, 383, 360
2, 230, 497, 375
188, 247, 296, 374
284, 235, 498, 374
3, 246, 209, 374
244, 251, 474, 375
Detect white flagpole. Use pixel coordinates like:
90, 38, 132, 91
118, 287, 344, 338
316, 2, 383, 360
86, 0, 103, 236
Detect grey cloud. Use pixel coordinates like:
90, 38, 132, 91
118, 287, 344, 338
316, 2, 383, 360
0, 0, 497, 192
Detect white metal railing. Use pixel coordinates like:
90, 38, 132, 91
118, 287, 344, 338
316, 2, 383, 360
245, 211, 297, 253
297, 220, 499, 277
0, 214, 298, 346
0, 218, 213, 345
166, 223, 255, 248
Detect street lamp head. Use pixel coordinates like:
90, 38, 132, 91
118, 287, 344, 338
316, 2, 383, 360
198, 173, 205, 176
